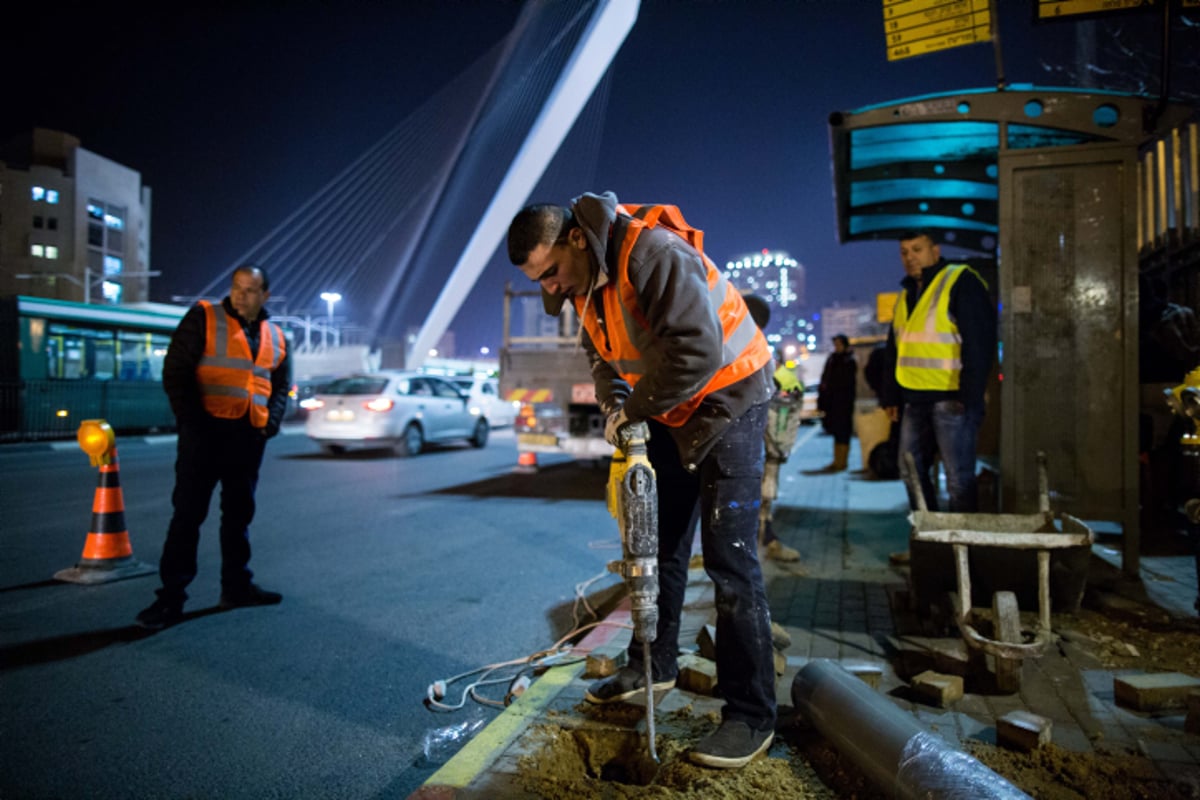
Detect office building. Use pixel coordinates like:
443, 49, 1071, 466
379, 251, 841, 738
0, 129, 152, 304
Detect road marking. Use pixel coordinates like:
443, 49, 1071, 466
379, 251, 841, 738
424, 661, 583, 789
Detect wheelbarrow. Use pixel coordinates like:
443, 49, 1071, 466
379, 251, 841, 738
902, 451, 1095, 691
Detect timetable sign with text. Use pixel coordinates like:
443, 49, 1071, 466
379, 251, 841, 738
883, 0, 992, 62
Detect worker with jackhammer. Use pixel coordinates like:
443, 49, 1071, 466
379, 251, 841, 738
508, 193, 778, 769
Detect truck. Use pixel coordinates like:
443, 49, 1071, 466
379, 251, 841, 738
499, 284, 612, 465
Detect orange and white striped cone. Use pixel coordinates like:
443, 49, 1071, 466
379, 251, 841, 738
54, 447, 156, 585
514, 450, 539, 473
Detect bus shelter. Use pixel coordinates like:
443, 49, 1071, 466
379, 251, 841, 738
829, 86, 1197, 575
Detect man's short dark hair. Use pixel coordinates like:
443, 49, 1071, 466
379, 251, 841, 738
833, 334, 850, 348
507, 204, 573, 265
898, 229, 938, 245
235, 263, 270, 292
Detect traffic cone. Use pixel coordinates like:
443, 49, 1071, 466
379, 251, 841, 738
515, 451, 539, 473
54, 447, 155, 585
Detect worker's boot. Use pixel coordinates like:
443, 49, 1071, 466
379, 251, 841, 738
807, 443, 849, 474
833, 442, 849, 471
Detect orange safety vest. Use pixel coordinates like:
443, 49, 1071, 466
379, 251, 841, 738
573, 204, 771, 427
196, 300, 287, 428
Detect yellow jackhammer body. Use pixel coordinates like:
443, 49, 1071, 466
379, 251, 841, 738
606, 423, 660, 762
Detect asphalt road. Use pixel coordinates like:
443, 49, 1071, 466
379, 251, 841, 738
0, 426, 622, 799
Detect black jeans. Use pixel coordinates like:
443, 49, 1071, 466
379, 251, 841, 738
157, 418, 268, 604
628, 403, 776, 731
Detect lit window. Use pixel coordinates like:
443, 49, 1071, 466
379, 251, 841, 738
31, 244, 44, 257
87, 202, 104, 220
31, 186, 45, 201
104, 213, 124, 231
104, 255, 123, 275
46, 246, 59, 259
46, 190, 59, 204
102, 281, 122, 303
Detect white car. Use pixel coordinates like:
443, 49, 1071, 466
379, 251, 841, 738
305, 371, 490, 456
448, 375, 517, 428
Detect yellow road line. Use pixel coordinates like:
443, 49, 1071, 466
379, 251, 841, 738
424, 662, 584, 789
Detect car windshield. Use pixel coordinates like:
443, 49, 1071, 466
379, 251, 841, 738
323, 377, 390, 395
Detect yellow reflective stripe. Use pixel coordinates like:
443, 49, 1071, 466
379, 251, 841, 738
900, 330, 961, 344
898, 356, 962, 370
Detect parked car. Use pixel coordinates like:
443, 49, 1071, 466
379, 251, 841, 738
447, 374, 517, 428
304, 371, 489, 456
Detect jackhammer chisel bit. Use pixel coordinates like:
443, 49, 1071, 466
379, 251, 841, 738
607, 423, 660, 763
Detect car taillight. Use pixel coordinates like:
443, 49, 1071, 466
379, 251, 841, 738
364, 397, 394, 412
301, 398, 324, 410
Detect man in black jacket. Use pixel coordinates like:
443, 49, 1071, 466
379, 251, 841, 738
136, 265, 290, 630
880, 231, 996, 516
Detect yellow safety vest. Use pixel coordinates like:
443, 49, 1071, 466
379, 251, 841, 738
893, 264, 983, 391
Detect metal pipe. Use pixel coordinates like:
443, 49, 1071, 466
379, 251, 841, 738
791, 659, 1030, 800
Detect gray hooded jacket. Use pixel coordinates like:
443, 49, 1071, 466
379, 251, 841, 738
557, 191, 772, 469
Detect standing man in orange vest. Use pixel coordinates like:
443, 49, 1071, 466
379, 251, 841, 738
136, 264, 290, 630
508, 193, 778, 769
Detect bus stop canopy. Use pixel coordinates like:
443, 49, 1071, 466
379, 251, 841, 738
828, 85, 1165, 253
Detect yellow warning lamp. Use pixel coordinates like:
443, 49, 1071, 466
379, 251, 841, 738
78, 419, 116, 467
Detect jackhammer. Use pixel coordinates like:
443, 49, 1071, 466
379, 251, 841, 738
606, 422, 660, 763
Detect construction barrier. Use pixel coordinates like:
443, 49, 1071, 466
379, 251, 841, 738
55, 423, 155, 585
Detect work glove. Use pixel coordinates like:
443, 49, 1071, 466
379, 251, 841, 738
604, 407, 631, 449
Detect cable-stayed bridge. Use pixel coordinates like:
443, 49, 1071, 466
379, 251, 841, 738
187, 0, 638, 366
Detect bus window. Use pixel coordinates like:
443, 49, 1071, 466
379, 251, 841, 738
117, 331, 170, 381
46, 324, 116, 380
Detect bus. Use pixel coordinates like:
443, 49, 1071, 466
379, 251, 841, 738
0, 295, 188, 441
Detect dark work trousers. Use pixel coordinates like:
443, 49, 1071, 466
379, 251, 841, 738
627, 402, 777, 732
156, 417, 268, 604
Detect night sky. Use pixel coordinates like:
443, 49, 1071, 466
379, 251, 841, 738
4, 1, 1195, 355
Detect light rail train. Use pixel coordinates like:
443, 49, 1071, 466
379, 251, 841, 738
0, 295, 187, 440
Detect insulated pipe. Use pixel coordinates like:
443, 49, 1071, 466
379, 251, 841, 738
792, 659, 1030, 800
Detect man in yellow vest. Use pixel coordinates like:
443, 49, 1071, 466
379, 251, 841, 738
508, 193, 777, 769
881, 230, 996, 519
136, 264, 290, 630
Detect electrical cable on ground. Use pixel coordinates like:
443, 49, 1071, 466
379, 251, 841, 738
425, 555, 630, 714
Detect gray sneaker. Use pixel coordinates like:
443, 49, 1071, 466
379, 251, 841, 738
583, 666, 675, 705
688, 720, 775, 769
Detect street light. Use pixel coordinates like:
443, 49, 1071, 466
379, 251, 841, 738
319, 291, 342, 320
319, 292, 341, 348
